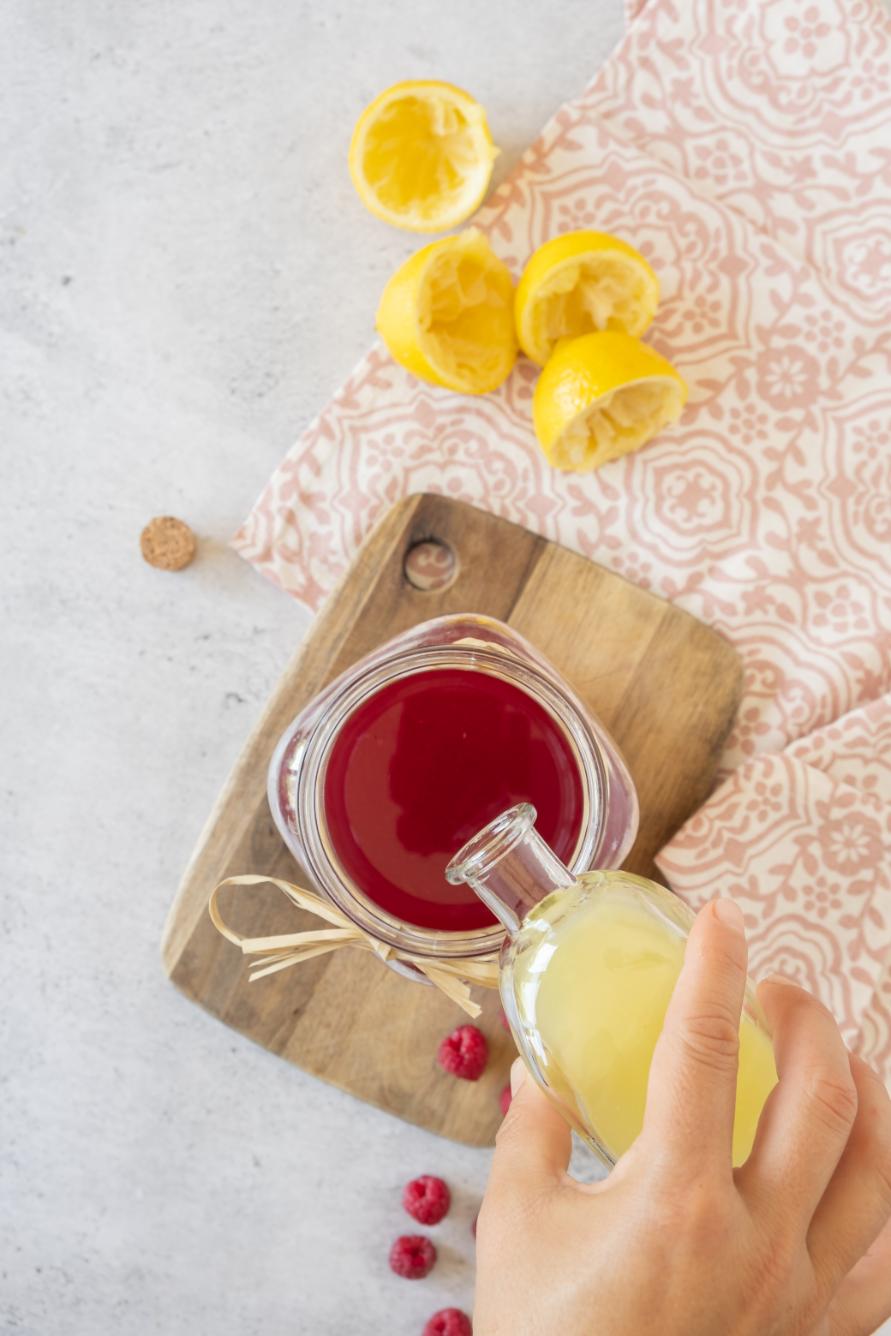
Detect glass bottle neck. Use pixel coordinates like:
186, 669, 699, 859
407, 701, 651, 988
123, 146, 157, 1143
445, 803, 577, 936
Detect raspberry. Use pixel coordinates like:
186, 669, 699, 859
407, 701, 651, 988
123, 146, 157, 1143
436, 1025, 488, 1081
423, 1309, 472, 1336
499, 1009, 510, 1031
389, 1234, 436, 1279
403, 1175, 451, 1226
499, 1083, 512, 1116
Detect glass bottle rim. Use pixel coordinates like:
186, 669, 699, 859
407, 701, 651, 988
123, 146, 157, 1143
445, 802, 538, 888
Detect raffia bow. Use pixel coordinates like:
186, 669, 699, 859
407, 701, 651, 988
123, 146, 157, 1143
208, 874, 500, 1018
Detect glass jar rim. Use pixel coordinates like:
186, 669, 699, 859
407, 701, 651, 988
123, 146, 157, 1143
279, 637, 610, 959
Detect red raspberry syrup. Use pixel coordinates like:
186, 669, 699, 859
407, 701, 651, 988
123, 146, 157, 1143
323, 667, 584, 931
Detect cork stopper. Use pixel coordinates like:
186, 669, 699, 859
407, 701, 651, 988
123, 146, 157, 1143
140, 516, 197, 571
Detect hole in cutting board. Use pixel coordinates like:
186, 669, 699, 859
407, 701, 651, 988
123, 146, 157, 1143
403, 539, 458, 592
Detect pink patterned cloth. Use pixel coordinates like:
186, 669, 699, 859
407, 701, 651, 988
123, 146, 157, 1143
234, 0, 891, 1072
659, 693, 891, 1065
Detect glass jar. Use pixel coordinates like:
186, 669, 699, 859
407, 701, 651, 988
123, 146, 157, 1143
446, 803, 778, 1167
268, 614, 638, 967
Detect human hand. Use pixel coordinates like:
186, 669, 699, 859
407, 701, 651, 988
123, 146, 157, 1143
474, 898, 891, 1335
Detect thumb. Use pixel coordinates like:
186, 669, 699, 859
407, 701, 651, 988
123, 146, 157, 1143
487, 1058, 572, 1205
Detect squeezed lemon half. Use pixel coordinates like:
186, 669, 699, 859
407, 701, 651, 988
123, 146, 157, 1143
532, 331, 687, 471
376, 228, 517, 395
349, 80, 498, 232
516, 230, 660, 366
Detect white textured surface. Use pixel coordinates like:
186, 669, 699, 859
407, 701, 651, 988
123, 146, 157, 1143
0, 2, 626, 1333
7, 4, 888, 1334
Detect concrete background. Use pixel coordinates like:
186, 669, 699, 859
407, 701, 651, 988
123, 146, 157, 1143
5, 2, 888, 1334
0, 1, 626, 1333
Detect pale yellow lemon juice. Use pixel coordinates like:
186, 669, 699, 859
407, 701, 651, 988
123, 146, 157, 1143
446, 804, 778, 1168
514, 884, 778, 1165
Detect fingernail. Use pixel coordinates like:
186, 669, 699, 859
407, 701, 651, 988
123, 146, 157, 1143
713, 898, 744, 932
763, 971, 796, 987
510, 1058, 527, 1096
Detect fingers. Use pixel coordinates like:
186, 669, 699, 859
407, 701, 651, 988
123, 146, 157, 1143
643, 898, 748, 1172
828, 1215, 891, 1336
739, 977, 858, 1224
808, 1055, 891, 1299
485, 1059, 571, 1210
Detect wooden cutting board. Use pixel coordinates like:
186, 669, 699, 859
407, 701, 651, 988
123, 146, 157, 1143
162, 494, 742, 1147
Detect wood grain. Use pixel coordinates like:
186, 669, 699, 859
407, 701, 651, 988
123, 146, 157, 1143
162, 494, 742, 1146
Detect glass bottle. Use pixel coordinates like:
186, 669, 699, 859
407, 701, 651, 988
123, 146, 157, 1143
446, 803, 778, 1168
